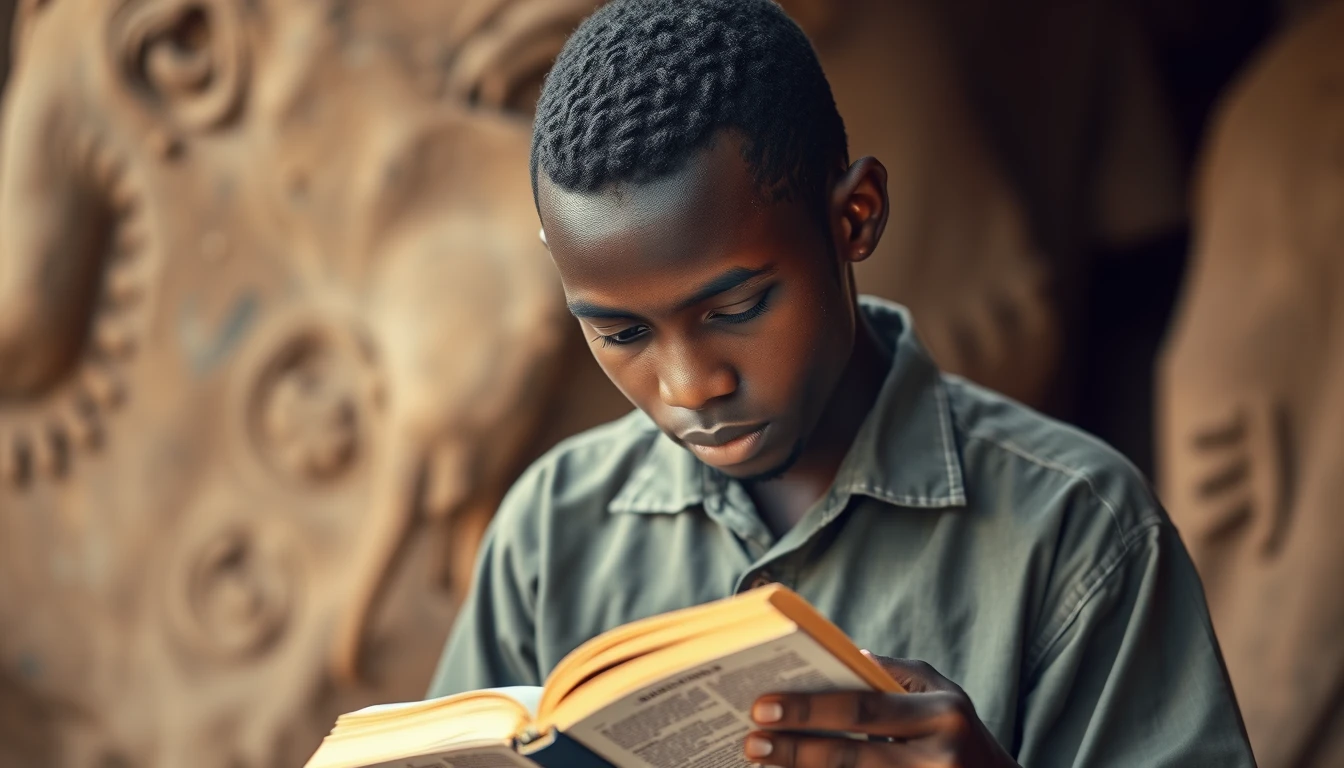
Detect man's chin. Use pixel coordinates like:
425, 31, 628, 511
716, 437, 805, 484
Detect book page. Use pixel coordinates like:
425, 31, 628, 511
353, 687, 544, 718
485, 687, 544, 718
364, 742, 539, 768
563, 630, 872, 768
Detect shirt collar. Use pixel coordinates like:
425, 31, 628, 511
608, 296, 967, 514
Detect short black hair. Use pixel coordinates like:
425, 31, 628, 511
531, 0, 848, 211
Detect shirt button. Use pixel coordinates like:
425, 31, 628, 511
750, 572, 774, 589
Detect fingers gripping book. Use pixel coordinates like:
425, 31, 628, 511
304, 586, 903, 768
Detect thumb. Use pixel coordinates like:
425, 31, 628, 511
860, 650, 958, 694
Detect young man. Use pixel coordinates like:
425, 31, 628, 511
428, 0, 1256, 765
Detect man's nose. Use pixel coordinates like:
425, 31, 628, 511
657, 341, 738, 411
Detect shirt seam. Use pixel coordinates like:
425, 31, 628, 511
958, 428, 1132, 547
932, 379, 969, 505
1024, 516, 1165, 677
846, 485, 965, 507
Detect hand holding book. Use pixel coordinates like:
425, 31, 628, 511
744, 652, 1020, 768
305, 586, 1015, 768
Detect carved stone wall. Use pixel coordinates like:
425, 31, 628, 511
0, 1, 1186, 766
0, 2, 585, 766
1157, 3, 1344, 765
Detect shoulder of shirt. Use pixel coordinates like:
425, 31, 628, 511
940, 373, 1168, 548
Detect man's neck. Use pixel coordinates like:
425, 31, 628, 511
745, 314, 892, 538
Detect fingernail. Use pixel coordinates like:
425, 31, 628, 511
860, 649, 873, 657
753, 701, 784, 723
745, 735, 773, 759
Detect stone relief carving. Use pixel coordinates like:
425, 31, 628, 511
0, 0, 1096, 765
0, 1, 584, 766
1157, 3, 1344, 765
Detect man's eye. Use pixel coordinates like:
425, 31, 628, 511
597, 325, 650, 347
711, 289, 772, 325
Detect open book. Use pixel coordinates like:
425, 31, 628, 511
304, 585, 903, 768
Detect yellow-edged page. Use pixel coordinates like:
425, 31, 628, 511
530, 586, 902, 768
304, 689, 541, 768
540, 592, 782, 705
540, 603, 777, 714
539, 608, 802, 730
304, 586, 897, 768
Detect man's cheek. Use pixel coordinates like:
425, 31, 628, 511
596, 357, 652, 410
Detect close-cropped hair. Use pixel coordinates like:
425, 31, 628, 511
531, 0, 850, 212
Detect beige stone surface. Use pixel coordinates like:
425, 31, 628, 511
1157, 3, 1344, 766
0, 1, 584, 765
808, 0, 1060, 408
0, 0, 1102, 765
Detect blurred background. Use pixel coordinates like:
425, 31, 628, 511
0, 0, 1340, 765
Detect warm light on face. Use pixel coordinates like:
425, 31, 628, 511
537, 137, 858, 481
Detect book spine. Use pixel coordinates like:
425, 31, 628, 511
518, 729, 615, 768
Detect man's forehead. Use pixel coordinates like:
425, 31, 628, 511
538, 174, 699, 250
537, 138, 759, 257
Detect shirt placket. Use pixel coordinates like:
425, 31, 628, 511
706, 475, 855, 596
701, 471, 773, 555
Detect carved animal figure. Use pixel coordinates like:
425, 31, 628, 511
1157, 3, 1344, 765
0, 0, 1080, 765
0, 1, 590, 765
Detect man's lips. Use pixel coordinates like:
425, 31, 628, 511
677, 423, 771, 467
678, 422, 766, 447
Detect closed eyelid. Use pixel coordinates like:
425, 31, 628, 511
710, 284, 772, 311
717, 277, 770, 300
673, 266, 778, 312
717, 292, 764, 309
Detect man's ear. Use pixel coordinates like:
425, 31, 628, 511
829, 157, 889, 264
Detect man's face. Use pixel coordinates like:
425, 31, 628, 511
538, 135, 857, 480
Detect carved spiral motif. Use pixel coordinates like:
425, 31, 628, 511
258, 348, 362, 483
239, 317, 382, 488
112, 0, 248, 130
166, 517, 296, 662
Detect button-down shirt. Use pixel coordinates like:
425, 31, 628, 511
428, 297, 1255, 766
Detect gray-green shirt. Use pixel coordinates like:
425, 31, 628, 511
429, 297, 1255, 766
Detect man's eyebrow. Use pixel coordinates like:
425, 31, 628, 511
566, 300, 639, 320
674, 266, 776, 311
566, 266, 777, 320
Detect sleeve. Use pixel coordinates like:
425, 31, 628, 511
1016, 519, 1257, 767
424, 468, 546, 698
